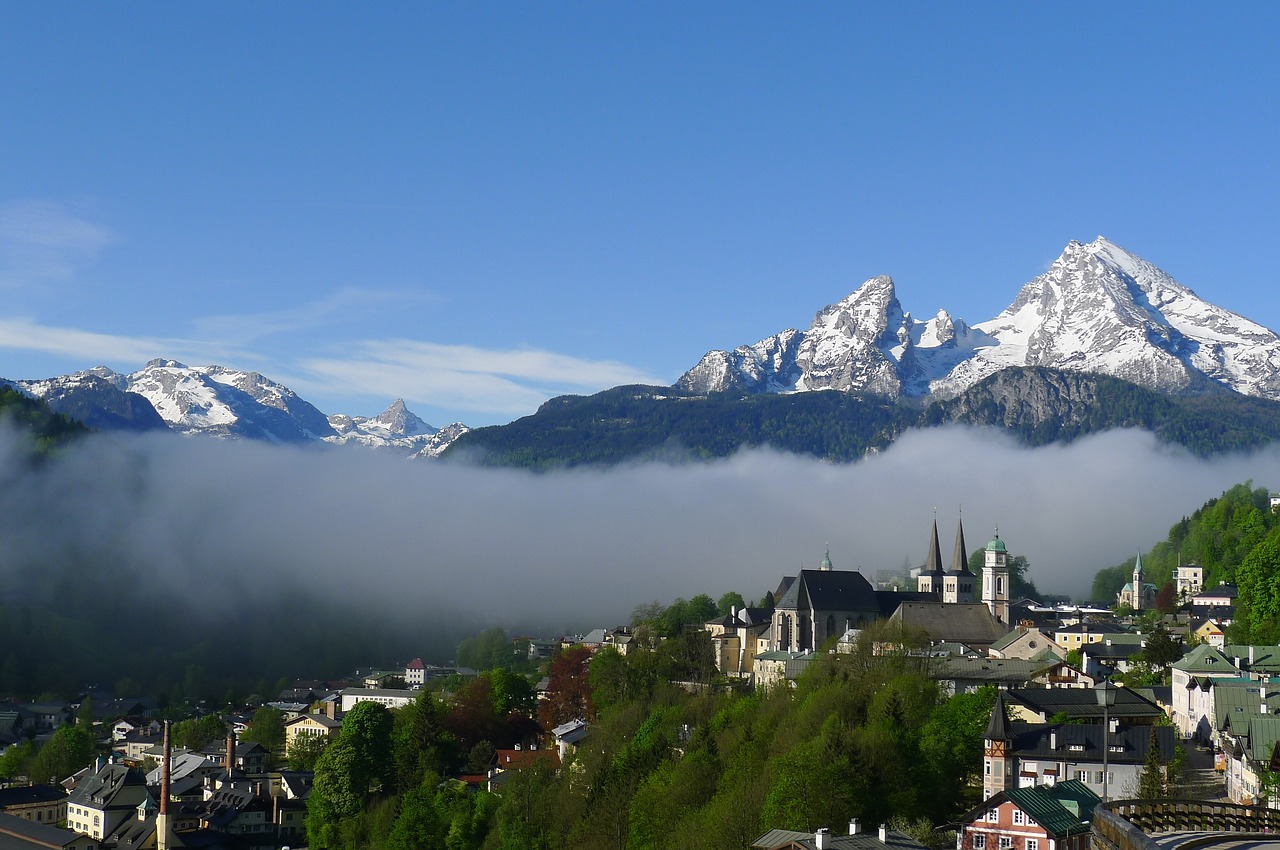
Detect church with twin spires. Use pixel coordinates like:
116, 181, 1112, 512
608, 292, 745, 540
764, 517, 1013, 655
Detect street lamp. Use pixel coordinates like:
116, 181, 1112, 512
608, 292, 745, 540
1095, 678, 1119, 802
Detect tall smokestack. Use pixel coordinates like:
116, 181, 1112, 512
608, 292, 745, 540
225, 728, 235, 774
158, 721, 171, 850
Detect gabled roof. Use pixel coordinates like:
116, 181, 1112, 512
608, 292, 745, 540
1173, 644, 1236, 674
989, 626, 1053, 653
931, 656, 1056, 686
962, 781, 1099, 838
1004, 686, 1164, 723
1245, 716, 1280, 762
778, 570, 880, 614
1214, 682, 1280, 734
889, 602, 1008, 647
66, 762, 149, 809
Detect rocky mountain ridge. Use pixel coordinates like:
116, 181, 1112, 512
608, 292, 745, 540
679, 237, 1280, 402
10, 360, 468, 458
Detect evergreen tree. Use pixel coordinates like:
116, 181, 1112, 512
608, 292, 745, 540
1137, 726, 1167, 799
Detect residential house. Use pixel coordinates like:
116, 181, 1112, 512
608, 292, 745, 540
526, 640, 558, 662
1176, 565, 1205, 600
22, 703, 70, 734
200, 740, 268, 775
551, 720, 588, 763
405, 658, 426, 686
929, 657, 1061, 697
0, 785, 68, 826
65, 761, 152, 842
1172, 645, 1262, 740
1222, 715, 1280, 806
983, 692, 1176, 800
1052, 622, 1128, 652
284, 713, 341, 751
1193, 584, 1239, 609
111, 718, 160, 743
339, 687, 416, 712
704, 607, 772, 679
957, 780, 1100, 850
988, 625, 1066, 663
1191, 619, 1226, 649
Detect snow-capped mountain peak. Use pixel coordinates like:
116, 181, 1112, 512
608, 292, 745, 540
14, 362, 470, 457
679, 238, 1280, 402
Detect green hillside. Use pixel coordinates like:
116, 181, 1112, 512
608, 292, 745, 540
446, 369, 1280, 468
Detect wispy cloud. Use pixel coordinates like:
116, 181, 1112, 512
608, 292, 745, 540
0, 200, 116, 286
300, 340, 669, 415
0, 317, 247, 374
190, 288, 438, 345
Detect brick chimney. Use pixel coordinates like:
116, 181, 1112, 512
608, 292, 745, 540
225, 728, 236, 773
157, 721, 171, 850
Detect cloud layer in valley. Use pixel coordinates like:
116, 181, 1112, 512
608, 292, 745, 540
2, 425, 1278, 639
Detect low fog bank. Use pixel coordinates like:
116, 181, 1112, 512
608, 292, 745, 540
2, 425, 1278, 637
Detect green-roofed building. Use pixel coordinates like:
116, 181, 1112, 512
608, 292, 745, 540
1172, 644, 1241, 740
1223, 714, 1280, 806
958, 780, 1100, 850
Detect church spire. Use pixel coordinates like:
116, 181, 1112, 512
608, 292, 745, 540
925, 519, 944, 575
951, 517, 971, 575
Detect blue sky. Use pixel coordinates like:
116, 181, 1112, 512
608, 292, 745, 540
3, 3, 1278, 427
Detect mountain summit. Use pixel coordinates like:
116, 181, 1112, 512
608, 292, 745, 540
679, 237, 1280, 401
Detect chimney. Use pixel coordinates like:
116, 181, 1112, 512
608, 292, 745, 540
879, 824, 889, 842
849, 818, 861, 835
1050, 730, 1057, 750
814, 828, 830, 849
1250, 646, 1256, 666
225, 728, 236, 773
157, 721, 171, 850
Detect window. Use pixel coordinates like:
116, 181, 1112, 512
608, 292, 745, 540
998, 838, 1012, 850
1076, 770, 1089, 782
987, 809, 1000, 823
1012, 809, 1025, 825
1027, 840, 1038, 850
973, 836, 986, 849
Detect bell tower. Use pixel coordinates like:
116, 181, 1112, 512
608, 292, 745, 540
982, 531, 1010, 623
983, 691, 1014, 799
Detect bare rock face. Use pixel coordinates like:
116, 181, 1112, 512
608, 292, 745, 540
678, 237, 1280, 404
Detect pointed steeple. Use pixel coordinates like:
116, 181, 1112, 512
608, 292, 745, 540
925, 520, 945, 576
985, 690, 1012, 742
951, 518, 971, 575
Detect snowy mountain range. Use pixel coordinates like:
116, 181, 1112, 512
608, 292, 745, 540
11, 360, 468, 459
678, 237, 1280, 402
